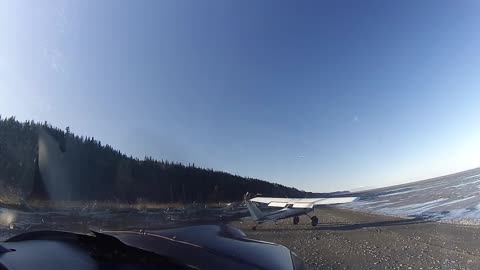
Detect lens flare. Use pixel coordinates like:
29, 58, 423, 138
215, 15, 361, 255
0, 210, 16, 227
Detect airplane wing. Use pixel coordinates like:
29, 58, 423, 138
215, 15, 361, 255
249, 196, 357, 209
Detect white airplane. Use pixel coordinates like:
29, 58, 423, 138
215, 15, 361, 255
244, 193, 357, 230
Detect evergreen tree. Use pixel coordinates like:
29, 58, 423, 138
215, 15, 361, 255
0, 117, 310, 203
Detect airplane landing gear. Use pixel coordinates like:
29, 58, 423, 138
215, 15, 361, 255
310, 216, 318, 226
293, 216, 300, 225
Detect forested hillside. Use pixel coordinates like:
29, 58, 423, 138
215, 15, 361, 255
0, 116, 309, 203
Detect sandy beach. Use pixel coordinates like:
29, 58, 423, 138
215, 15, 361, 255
230, 207, 480, 270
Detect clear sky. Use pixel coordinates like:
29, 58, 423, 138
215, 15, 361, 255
1, 0, 480, 192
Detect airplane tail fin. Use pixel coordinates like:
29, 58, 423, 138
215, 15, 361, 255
244, 193, 265, 221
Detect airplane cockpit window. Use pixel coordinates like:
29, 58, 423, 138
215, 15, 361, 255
1, 1, 480, 269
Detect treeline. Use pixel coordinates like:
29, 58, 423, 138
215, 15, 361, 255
0, 116, 309, 203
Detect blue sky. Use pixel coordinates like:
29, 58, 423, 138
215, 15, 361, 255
1, 0, 480, 192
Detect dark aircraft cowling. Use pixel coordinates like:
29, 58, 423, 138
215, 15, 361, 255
0, 224, 302, 270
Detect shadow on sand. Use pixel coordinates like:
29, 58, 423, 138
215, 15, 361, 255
316, 217, 429, 231
257, 217, 430, 232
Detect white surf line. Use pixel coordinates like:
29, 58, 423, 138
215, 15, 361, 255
463, 173, 480, 180
435, 196, 477, 208
451, 177, 480, 188
379, 187, 438, 196
378, 189, 415, 197
366, 201, 405, 209
355, 198, 448, 216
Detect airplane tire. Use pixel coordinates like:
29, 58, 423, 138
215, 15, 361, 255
311, 216, 318, 226
293, 216, 300, 225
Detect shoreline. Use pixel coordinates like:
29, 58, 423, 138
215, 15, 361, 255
339, 205, 480, 227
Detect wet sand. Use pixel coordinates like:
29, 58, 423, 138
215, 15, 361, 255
230, 207, 480, 270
